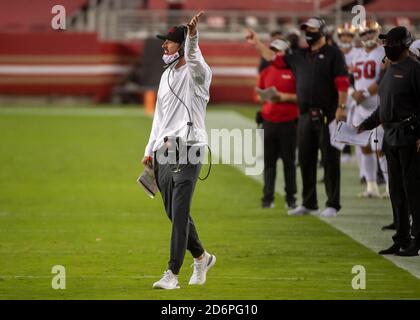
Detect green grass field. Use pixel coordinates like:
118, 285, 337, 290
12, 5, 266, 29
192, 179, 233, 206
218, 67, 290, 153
1, 105, 420, 299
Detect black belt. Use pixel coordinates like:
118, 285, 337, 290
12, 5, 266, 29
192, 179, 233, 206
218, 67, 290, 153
383, 114, 418, 129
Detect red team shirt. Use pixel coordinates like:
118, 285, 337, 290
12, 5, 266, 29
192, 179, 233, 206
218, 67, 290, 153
258, 64, 299, 123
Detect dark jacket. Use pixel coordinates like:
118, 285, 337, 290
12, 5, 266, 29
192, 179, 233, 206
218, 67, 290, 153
361, 57, 420, 146
272, 44, 349, 120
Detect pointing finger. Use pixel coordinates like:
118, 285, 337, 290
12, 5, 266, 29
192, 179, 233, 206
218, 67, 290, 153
190, 11, 203, 24
189, 17, 197, 26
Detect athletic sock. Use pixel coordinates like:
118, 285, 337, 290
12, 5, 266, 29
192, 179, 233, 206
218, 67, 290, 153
362, 153, 377, 182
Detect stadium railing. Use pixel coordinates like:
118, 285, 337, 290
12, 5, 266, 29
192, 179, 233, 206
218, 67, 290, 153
70, 8, 420, 41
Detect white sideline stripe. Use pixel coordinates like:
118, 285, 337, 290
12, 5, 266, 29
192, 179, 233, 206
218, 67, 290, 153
211, 67, 257, 77
0, 65, 130, 75
205, 111, 420, 280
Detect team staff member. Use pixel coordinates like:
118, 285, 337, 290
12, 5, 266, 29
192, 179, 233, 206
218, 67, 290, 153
258, 31, 284, 72
247, 17, 349, 217
255, 31, 285, 125
142, 11, 216, 289
358, 26, 420, 256
256, 39, 299, 209
381, 38, 420, 232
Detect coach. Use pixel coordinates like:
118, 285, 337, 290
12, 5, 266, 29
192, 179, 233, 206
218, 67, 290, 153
142, 11, 216, 289
247, 17, 349, 217
358, 27, 420, 256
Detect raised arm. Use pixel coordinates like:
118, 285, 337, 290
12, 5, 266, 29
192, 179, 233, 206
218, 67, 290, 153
245, 29, 276, 62
185, 11, 211, 84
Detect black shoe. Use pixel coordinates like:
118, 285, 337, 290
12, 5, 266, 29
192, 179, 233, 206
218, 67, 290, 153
262, 202, 274, 209
381, 222, 396, 231
286, 201, 297, 210
395, 240, 420, 257
378, 243, 401, 255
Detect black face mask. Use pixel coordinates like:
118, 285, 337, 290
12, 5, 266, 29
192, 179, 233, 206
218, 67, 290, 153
305, 31, 322, 46
384, 45, 405, 62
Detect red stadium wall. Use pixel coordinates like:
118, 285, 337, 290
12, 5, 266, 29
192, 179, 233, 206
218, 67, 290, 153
0, 32, 141, 102
0, 32, 260, 104
201, 42, 259, 103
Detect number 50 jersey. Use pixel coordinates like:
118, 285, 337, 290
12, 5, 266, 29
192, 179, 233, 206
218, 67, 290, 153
351, 46, 385, 111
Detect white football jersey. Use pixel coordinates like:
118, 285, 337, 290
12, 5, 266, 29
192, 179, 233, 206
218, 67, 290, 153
344, 47, 362, 68
351, 45, 385, 110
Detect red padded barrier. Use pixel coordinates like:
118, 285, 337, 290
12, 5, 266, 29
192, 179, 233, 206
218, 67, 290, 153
0, 32, 260, 103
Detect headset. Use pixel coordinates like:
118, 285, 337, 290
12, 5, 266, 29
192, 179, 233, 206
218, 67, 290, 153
163, 25, 212, 180
381, 28, 414, 63
382, 27, 414, 48
400, 29, 414, 48
312, 16, 327, 36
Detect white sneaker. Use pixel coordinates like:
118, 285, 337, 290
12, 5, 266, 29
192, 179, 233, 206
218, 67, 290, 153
188, 251, 216, 285
358, 190, 380, 198
262, 202, 275, 209
320, 207, 337, 217
153, 270, 180, 290
287, 205, 319, 216
359, 181, 380, 198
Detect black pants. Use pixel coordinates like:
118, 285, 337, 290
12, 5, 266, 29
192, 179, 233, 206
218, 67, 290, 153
298, 113, 341, 210
385, 143, 420, 246
262, 119, 297, 205
154, 150, 204, 275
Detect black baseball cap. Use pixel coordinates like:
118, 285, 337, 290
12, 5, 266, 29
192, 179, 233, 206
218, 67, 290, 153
379, 26, 411, 46
156, 25, 187, 43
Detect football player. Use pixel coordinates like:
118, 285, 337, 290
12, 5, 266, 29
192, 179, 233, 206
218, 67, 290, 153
351, 19, 389, 198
